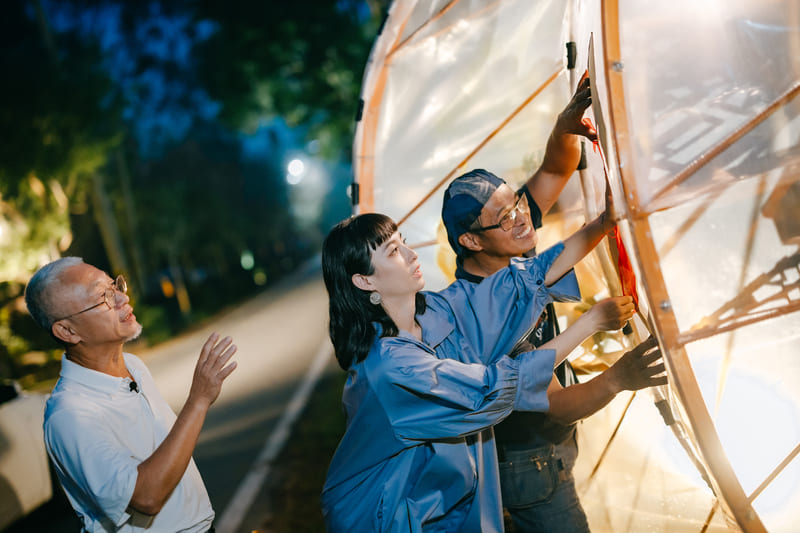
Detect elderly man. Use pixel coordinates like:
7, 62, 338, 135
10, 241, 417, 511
440, 75, 666, 532
24, 257, 237, 532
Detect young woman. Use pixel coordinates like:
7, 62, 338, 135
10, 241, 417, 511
320, 212, 631, 532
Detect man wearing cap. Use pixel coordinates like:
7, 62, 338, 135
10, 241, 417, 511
24, 257, 237, 532
440, 77, 663, 532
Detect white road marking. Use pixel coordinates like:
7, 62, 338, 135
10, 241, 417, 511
214, 339, 333, 533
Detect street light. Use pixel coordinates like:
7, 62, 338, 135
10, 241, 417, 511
287, 158, 304, 185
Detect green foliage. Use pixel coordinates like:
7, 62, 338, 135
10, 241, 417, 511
0, 3, 122, 197
0, 279, 63, 382
0, 178, 70, 283
0, 1, 123, 283
0, 1, 124, 380
194, 0, 389, 159
132, 303, 173, 345
0, 0, 385, 385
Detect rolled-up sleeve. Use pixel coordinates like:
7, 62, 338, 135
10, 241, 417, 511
432, 242, 581, 366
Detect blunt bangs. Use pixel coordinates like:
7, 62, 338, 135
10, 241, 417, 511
354, 213, 397, 254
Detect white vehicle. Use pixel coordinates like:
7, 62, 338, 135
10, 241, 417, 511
0, 381, 53, 531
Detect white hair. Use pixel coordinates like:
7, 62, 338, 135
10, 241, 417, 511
24, 257, 85, 331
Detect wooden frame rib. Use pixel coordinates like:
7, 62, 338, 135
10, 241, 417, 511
397, 68, 562, 226
748, 442, 800, 504
648, 80, 800, 209
600, 0, 767, 530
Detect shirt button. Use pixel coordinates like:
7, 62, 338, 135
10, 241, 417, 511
536, 279, 543, 285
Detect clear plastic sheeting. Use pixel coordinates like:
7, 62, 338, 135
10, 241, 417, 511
354, 0, 800, 531
355, 0, 572, 288
574, 390, 733, 532
617, 0, 800, 212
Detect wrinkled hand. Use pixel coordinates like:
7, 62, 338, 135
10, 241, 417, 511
609, 336, 667, 391
554, 70, 597, 141
588, 296, 635, 331
188, 332, 238, 407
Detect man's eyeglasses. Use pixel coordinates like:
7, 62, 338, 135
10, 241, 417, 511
55, 275, 127, 321
470, 193, 530, 233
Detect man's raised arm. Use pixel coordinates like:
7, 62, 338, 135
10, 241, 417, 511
525, 71, 597, 215
129, 333, 237, 515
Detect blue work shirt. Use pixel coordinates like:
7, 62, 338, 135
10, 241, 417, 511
322, 244, 580, 532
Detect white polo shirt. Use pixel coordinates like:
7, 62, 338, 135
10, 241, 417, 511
44, 353, 214, 532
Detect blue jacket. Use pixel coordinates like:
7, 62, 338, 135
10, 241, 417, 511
322, 244, 580, 532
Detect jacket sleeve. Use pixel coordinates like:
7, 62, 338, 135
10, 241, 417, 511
369, 339, 555, 441
435, 242, 581, 364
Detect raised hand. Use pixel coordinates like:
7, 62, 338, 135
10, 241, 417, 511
608, 336, 667, 392
188, 332, 238, 407
554, 70, 597, 141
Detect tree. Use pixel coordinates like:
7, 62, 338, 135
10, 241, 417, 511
194, 0, 389, 159
0, 0, 124, 377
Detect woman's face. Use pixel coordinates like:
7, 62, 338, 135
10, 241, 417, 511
363, 231, 425, 299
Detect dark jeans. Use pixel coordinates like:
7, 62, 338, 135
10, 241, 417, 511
498, 442, 590, 533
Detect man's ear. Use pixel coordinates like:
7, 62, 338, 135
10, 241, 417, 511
458, 232, 483, 253
51, 321, 81, 345
351, 273, 374, 292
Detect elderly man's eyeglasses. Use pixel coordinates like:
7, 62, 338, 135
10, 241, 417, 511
55, 275, 127, 321
471, 193, 530, 233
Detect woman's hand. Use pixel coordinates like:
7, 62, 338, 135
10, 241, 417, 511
586, 296, 635, 331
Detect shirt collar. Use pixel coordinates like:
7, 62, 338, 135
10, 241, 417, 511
417, 295, 454, 349
454, 259, 486, 283
370, 302, 454, 352
60, 353, 140, 395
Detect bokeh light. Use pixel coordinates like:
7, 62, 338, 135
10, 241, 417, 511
287, 158, 305, 185
240, 250, 255, 270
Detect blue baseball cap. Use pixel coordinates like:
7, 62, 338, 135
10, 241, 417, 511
441, 169, 506, 257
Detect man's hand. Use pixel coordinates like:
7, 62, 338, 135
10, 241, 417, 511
608, 336, 667, 392
188, 332, 237, 408
587, 296, 635, 331
554, 70, 597, 141
545, 336, 667, 425
529, 71, 597, 214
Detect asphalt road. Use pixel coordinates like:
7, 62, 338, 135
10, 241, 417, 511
3, 261, 337, 533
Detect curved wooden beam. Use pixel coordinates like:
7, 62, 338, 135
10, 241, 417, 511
600, 1, 767, 530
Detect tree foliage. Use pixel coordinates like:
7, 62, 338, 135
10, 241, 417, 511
194, 0, 389, 159
0, 0, 384, 382
0, 1, 123, 283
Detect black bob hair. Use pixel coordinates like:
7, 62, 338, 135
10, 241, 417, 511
322, 213, 426, 370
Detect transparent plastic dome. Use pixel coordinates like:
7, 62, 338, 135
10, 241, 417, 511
353, 1, 800, 531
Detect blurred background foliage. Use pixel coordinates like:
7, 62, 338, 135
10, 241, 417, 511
0, 0, 389, 387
